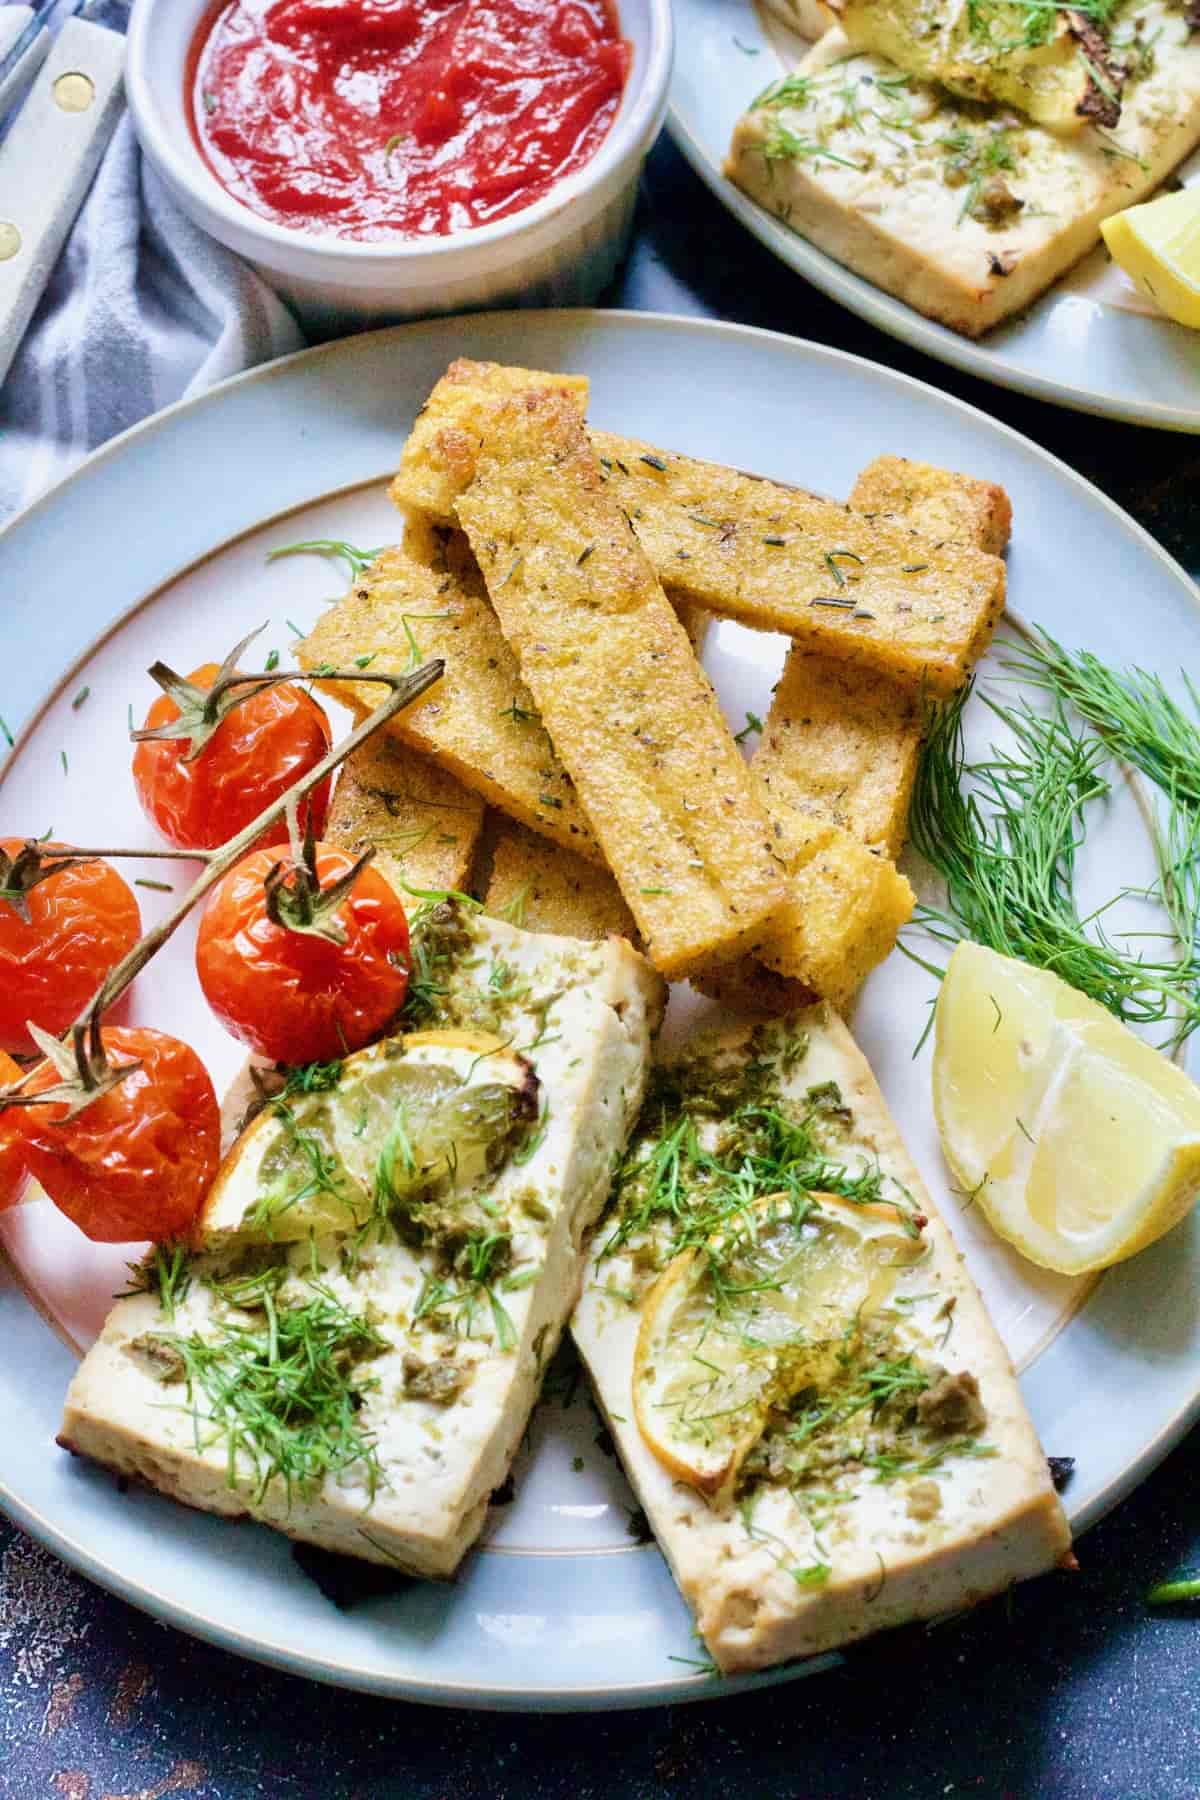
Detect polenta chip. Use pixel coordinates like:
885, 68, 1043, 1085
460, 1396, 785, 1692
394, 360, 1006, 695
849, 456, 1013, 558
455, 390, 787, 980
297, 528, 602, 863
750, 803, 915, 1011
755, 459, 1011, 859
327, 737, 484, 900
484, 817, 640, 944
753, 652, 922, 860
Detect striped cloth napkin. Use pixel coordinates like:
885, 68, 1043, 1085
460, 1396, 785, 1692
0, 0, 304, 522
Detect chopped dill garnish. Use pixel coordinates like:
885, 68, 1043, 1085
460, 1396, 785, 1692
640, 453, 669, 472
0, 714, 12, 748
735, 712, 764, 745
72, 685, 90, 710
265, 648, 280, 672
413, 1229, 518, 1350
166, 1276, 386, 1504
1146, 1574, 1200, 1606
500, 698, 535, 724
119, 1244, 193, 1320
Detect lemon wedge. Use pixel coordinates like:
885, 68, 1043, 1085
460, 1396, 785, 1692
633, 1191, 921, 1494
933, 942, 1200, 1274
1101, 189, 1200, 330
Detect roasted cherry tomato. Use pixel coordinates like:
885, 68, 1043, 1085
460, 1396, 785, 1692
0, 1049, 30, 1211
0, 841, 141, 1054
195, 842, 410, 1065
19, 1027, 220, 1243
132, 662, 332, 851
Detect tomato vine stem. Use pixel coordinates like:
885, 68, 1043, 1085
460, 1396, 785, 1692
0, 658, 444, 1112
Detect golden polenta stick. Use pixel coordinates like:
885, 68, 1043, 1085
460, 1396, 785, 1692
483, 816, 640, 944
393, 359, 1006, 696
396, 359, 712, 655
298, 526, 602, 864
848, 456, 1013, 558
755, 460, 1012, 858
455, 390, 787, 980
748, 807, 915, 1011
589, 434, 1004, 696
327, 737, 484, 901
397, 360, 590, 521
754, 654, 923, 861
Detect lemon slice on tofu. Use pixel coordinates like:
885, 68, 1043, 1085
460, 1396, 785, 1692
933, 942, 1200, 1274
633, 1192, 922, 1494
200, 1029, 538, 1247
1101, 189, 1200, 331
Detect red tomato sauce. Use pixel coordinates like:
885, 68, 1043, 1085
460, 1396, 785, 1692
188, 0, 632, 240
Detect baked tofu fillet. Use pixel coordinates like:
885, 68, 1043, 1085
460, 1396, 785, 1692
395, 360, 1006, 696
327, 736, 484, 898
755, 456, 1012, 859
60, 906, 663, 1577
572, 1015, 1071, 1672
299, 524, 603, 863
832, 0, 1124, 134
456, 390, 788, 980
727, 10, 1200, 338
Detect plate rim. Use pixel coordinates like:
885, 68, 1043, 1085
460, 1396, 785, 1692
664, 22, 1200, 433
1, 306, 1199, 1709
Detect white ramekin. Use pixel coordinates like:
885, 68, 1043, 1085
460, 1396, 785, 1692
126, 0, 672, 335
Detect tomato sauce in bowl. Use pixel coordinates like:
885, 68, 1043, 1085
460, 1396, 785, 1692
188, 0, 633, 241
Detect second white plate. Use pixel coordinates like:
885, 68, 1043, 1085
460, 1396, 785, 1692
668, 0, 1200, 430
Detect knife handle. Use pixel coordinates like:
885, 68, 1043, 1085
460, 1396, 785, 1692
0, 17, 124, 392
0, 8, 51, 122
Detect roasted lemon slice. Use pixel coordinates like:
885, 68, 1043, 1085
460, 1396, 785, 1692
633, 1191, 921, 1494
200, 1029, 538, 1246
933, 942, 1200, 1274
1102, 189, 1200, 331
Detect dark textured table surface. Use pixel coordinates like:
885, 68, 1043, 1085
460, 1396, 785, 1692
3, 132, 1200, 1800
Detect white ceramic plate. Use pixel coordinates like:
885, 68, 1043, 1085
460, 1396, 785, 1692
668, 0, 1200, 431
1, 310, 1199, 1711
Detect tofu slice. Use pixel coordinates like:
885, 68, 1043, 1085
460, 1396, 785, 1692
327, 736, 485, 898
456, 389, 788, 980
394, 361, 1007, 697
832, 0, 1123, 134
760, 0, 836, 36
726, 11, 1200, 337
60, 908, 664, 1577
572, 1012, 1071, 1671
483, 815, 642, 945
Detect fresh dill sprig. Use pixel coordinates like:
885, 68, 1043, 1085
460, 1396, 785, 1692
266, 538, 384, 581
907, 678, 1200, 1041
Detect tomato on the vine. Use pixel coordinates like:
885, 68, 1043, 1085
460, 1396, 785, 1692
0, 1049, 30, 1211
19, 1026, 220, 1243
132, 660, 331, 851
195, 842, 410, 1065
0, 841, 141, 1054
